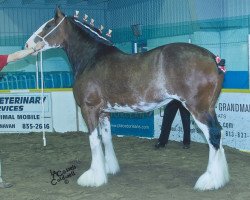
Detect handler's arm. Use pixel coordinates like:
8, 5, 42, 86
7, 42, 45, 63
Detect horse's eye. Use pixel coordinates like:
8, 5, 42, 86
45, 24, 52, 30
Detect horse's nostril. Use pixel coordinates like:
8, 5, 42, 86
25, 43, 28, 48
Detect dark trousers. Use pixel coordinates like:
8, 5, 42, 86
158, 100, 190, 145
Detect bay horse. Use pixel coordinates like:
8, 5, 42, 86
25, 7, 229, 190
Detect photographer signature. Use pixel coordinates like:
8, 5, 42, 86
50, 164, 77, 185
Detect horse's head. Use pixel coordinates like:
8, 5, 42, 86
25, 7, 66, 54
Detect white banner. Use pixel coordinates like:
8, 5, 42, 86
154, 92, 250, 151
0, 92, 52, 133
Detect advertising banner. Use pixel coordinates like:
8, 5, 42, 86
154, 92, 250, 151
0, 92, 52, 133
111, 112, 154, 137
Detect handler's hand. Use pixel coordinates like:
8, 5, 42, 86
34, 41, 45, 51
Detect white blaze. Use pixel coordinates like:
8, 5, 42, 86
25, 18, 56, 53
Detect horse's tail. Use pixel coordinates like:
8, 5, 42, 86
215, 56, 225, 102
207, 55, 225, 112
214, 55, 227, 74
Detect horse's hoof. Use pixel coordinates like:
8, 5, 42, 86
194, 172, 215, 190
105, 159, 120, 175
77, 169, 107, 187
194, 171, 228, 191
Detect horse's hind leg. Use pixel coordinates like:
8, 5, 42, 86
99, 114, 120, 174
77, 106, 107, 187
191, 110, 229, 190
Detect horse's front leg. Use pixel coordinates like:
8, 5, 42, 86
77, 106, 107, 187
99, 114, 120, 174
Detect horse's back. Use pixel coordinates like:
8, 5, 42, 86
156, 42, 216, 69
126, 42, 220, 80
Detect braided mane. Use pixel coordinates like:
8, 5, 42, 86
68, 16, 113, 46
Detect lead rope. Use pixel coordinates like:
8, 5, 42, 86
0, 159, 2, 183
35, 54, 39, 89
39, 51, 46, 146
35, 16, 66, 147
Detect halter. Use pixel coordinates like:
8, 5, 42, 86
35, 16, 66, 45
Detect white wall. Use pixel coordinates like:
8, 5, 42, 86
51, 91, 88, 133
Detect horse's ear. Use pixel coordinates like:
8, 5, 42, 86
54, 6, 65, 20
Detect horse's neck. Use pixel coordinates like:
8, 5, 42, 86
63, 39, 96, 78
63, 26, 111, 78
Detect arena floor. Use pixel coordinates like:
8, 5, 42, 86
0, 132, 249, 200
